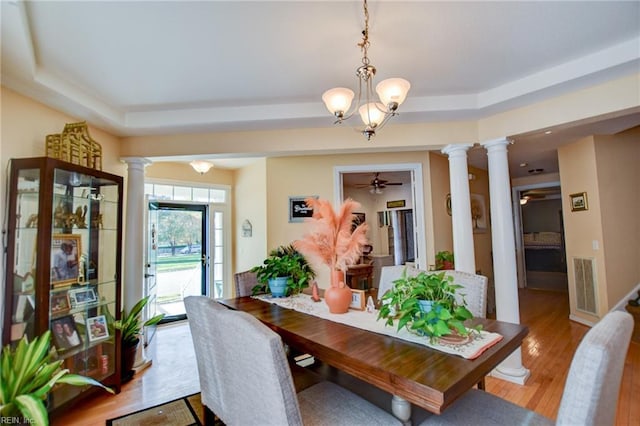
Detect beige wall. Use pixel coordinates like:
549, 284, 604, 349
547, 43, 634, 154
594, 128, 640, 312
558, 129, 640, 321
263, 152, 433, 288
559, 136, 604, 321
146, 161, 234, 186
233, 159, 268, 275
429, 153, 454, 258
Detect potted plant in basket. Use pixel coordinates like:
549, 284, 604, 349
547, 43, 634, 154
0, 331, 114, 425
251, 245, 316, 297
294, 198, 369, 313
377, 270, 479, 342
114, 296, 164, 381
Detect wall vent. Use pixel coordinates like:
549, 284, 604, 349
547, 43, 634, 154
573, 257, 597, 314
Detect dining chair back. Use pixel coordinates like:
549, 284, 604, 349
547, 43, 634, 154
377, 265, 419, 300
419, 310, 634, 426
233, 270, 259, 297
184, 296, 226, 418
211, 305, 403, 425
438, 270, 488, 318
555, 310, 633, 425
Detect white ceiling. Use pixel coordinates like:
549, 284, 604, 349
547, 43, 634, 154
2, 1, 639, 177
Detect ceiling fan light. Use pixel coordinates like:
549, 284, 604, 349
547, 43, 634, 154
358, 102, 386, 127
322, 87, 355, 117
376, 78, 411, 109
190, 160, 214, 174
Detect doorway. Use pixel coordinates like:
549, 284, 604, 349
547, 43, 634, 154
334, 163, 426, 270
513, 184, 568, 292
151, 202, 208, 322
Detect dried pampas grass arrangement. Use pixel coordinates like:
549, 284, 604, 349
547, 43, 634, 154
294, 198, 369, 282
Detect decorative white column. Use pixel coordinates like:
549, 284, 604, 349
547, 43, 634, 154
481, 138, 530, 385
441, 144, 475, 274
120, 157, 152, 370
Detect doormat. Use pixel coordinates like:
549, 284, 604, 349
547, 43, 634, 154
106, 393, 206, 426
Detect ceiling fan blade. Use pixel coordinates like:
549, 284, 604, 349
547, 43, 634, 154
385, 182, 403, 186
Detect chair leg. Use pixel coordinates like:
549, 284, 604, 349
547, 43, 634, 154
204, 405, 221, 425
477, 377, 486, 390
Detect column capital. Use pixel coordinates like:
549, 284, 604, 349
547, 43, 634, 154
441, 143, 474, 157
481, 137, 511, 150
120, 157, 152, 167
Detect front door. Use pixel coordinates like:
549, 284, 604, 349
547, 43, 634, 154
153, 202, 207, 322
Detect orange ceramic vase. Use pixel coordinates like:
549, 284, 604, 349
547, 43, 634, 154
325, 269, 351, 314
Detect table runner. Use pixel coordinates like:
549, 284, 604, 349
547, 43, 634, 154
253, 294, 502, 360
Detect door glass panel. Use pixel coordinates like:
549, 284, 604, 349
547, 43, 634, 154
212, 210, 224, 298
155, 204, 206, 319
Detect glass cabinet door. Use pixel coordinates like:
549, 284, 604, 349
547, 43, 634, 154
48, 167, 121, 408
8, 168, 40, 343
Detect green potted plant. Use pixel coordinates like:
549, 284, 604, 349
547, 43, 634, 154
435, 250, 455, 270
0, 331, 114, 424
251, 245, 315, 297
377, 270, 477, 342
114, 296, 164, 381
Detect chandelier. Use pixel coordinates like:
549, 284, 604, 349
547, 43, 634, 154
190, 160, 213, 174
322, 0, 410, 140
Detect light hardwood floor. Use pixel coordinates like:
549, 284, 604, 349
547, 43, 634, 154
53, 289, 639, 425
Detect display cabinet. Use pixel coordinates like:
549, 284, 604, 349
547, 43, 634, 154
3, 157, 123, 410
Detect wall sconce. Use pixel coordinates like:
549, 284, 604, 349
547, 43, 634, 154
190, 160, 213, 175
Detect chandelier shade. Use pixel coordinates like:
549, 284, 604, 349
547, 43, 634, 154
190, 160, 214, 174
358, 102, 386, 128
376, 78, 411, 108
322, 0, 410, 140
322, 88, 355, 117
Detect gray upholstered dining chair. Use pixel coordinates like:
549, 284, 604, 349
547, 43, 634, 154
184, 296, 226, 424
233, 269, 259, 297
208, 299, 403, 426
440, 270, 488, 319
419, 310, 634, 426
377, 265, 419, 300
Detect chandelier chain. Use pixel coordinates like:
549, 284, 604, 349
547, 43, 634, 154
357, 0, 370, 66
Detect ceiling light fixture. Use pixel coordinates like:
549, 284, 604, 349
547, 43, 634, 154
190, 160, 214, 175
322, 0, 410, 141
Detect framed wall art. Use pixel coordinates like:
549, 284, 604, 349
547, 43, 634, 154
570, 192, 588, 211
289, 196, 317, 223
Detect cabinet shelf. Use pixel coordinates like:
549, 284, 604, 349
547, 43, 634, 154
4, 157, 123, 412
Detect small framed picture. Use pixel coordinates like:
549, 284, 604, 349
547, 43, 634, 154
351, 212, 366, 232
51, 291, 71, 315
68, 287, 97, 308
349, 289, 366, 310
87, 315, 109, 342
51, 315, 83, 351
289, 196, 318, 223
570, 192, 588, 212
50, 234, 81, 288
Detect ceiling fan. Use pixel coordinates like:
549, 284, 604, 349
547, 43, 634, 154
355, 173, 403, 193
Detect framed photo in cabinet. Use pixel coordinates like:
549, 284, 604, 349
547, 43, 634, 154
51, 315, 82, 351
51, 290, 71, 315
50, 234, 81, 287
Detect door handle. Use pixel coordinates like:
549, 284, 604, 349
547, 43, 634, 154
201, 255, 208, 266
144, 273, 155, 278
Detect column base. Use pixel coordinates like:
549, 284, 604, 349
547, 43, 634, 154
489, 365, 530, 385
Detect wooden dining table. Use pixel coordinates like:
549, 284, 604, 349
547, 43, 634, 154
219, 296, 528, 421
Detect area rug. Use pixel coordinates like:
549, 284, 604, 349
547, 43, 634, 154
106, 393, 206, 426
